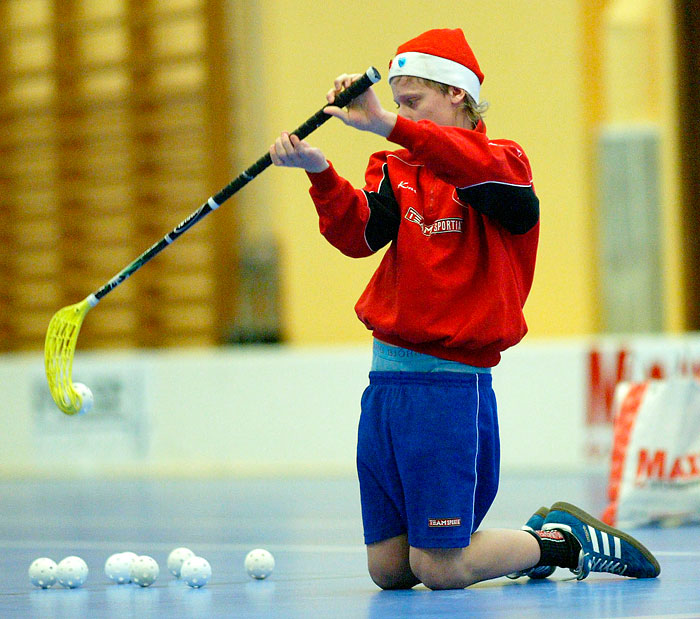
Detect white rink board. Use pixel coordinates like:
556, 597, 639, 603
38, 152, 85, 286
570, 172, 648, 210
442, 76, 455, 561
2, 335, 700, 478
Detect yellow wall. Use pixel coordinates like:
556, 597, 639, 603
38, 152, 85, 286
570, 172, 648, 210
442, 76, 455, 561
4, 0, 681, 349
654, 2, 683, 332
253, 0, 599, 344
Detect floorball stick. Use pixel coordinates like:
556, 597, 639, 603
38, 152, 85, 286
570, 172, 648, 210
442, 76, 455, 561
45, 67, 381, 415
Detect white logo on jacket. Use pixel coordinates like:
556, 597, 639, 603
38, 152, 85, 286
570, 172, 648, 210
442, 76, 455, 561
405, 207, 463, 236
397, 181, 417, 194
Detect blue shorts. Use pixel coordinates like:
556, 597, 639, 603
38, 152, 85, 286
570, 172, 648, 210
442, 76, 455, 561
357, 371, 500, 548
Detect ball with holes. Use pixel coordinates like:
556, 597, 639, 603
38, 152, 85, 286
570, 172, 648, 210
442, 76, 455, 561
56, 556, 89, 589
129, 555, 159, 587
180, 556, 212, 588
72, 382, 94, 415
28, 557, 58, 589
167, 547, 195, 578
244, 549, 275, 580
104, 552, 136, 584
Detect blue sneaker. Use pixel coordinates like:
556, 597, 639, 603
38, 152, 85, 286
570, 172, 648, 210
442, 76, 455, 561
542, 501, 660, 579
506, 506, 556, 579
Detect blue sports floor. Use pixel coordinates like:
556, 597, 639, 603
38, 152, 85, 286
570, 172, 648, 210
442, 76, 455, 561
0, 472, 698, 618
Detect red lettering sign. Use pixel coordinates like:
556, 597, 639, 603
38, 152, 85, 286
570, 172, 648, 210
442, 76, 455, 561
636, 449, 700, 482
588, 347, 629, 425
637, 448, 666, 480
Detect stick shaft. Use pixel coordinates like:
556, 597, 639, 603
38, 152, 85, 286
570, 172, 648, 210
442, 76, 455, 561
93, 67, 381, 302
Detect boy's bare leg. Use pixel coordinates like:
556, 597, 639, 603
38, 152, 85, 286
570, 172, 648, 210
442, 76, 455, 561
367, 529, 540, 590
366, 535, 421, 590
409, 529, 541, 590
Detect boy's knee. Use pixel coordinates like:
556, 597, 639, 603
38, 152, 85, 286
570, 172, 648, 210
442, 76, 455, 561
368, 562, 417, 590
366, 536, 419, 590
410, 560, 457, 590
410, 547, 473, 590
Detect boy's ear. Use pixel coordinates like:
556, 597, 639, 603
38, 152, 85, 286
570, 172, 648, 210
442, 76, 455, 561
447, 86, 467, 103
447, 86, 468, 106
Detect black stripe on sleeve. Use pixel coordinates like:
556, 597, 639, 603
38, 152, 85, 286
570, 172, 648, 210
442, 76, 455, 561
363, 163, 401, 251
457, 182, 540, 235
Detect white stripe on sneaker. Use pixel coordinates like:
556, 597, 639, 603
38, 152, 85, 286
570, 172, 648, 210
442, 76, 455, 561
588, 525, 599, 552
602, 531, 610, 555
614, 535, 622, 559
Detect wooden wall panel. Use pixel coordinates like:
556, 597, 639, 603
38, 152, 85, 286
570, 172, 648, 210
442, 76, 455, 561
0, 0, 237, 351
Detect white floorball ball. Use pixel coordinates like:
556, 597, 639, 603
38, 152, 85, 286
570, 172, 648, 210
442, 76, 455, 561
104, 552, 136, 584
167, 547, 195, 578
129, 555, 159, 587
180, 556, 212, 588
244, 549, 275, 580
56, 556, 89, 589
73, 382, 94, 415
28, 557, 58, 589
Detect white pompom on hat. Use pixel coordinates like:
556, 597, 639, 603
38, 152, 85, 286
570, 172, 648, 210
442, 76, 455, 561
388, 28, 484, 103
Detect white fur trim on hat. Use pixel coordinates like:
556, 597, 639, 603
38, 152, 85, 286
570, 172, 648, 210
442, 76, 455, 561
388, 51, 481, 103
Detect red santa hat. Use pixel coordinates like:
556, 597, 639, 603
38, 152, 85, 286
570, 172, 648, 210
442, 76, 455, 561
388, 28, 484, 103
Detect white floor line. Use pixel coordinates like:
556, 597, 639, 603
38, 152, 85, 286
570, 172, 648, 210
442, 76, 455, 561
1, 539, 696, 556
0, 539, 366, 554
0, 516, 360, 529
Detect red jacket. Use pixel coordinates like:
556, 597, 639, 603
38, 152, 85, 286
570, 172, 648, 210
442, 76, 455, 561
307, 115, 539, 367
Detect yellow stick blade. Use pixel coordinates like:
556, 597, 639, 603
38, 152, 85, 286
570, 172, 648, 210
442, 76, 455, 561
44, 299, 92, 415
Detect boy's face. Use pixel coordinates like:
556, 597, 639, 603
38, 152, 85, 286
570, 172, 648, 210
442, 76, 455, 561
390, 76, 467, 128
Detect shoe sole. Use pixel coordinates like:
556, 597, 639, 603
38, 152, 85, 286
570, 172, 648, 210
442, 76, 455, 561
546, 501, 660, 578
530, 506, 549, 524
